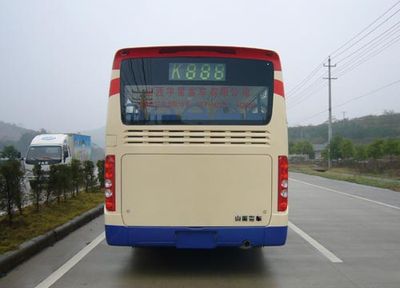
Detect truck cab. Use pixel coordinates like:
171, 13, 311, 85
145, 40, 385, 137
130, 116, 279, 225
24, 134, 71, 179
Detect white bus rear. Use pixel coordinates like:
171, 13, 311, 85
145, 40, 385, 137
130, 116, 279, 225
105, 46, 288, 249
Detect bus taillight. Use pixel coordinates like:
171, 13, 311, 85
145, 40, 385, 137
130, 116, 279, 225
278, 155, 288, 212
105, 155, 115, 211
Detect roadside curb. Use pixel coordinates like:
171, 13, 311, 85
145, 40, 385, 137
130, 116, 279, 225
0, 204, 104, 276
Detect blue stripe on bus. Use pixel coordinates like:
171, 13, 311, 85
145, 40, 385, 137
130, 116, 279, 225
105, 225, 287, 248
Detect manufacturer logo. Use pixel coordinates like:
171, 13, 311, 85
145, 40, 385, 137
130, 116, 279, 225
235, 215, 262, 222
41, 136, 56, 140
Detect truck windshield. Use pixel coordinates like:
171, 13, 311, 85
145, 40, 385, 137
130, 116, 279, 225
120, 57, 274, 125
26, 146, 62, 165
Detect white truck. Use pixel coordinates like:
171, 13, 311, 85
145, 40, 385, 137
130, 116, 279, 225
24, 134, 91, 179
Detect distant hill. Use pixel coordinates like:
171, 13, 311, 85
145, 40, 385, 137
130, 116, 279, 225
289, 112, 400, 144
0, 121, 35, 142
0, 122, 42, 155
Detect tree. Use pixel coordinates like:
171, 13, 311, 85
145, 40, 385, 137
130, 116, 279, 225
367, 139, 385, 159
289, 142, 295, 155
340, 139, 354, 159
0, 173, 6, 216
289, 141, 315, 159
45, 173, 53, 204
1, 145, 21, 159
300, 141, 315, 159
70, 159, 83, 196
29, 164, 45, 211
96, 160, 105, 188
83, 160, 96, 192
383, 138, 400, 158
0, 158, 24, 224
329, 136, 344, 160
58, 164, 72, 201
48, 165, 62, 203
354, 145, 368, 160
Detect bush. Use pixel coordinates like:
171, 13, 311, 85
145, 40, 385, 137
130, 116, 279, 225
70, 159, 83, 197
367, 139, 385, 159
29, 164, 46, 211
1, 156, 99, 225
96, 160, 105, 188
0, 158, 25, 225
0, 145, 21, 159
83, 160, 96, 192
48, 165, 62, 203
289, 140, 315, 159
58, 164, 72, 201
354, 145, 368, 160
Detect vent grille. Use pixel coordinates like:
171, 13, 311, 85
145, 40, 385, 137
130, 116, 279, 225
124, 129, 270, 145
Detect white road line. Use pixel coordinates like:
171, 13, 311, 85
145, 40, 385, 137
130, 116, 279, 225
291, 178, 400, 211
34, 232, 105, 288
289, 221, 343, 263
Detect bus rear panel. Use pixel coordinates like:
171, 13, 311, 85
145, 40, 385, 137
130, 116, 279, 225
105, 46, 288, 249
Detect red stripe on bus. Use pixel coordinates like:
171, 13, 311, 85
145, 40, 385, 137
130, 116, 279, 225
109, 78, 120, 97
274, 79, 285, 97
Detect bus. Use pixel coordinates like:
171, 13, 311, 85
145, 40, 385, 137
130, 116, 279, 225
104, 46, 288, 249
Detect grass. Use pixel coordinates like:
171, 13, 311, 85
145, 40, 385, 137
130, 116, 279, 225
0, 191, 104, 254
290, 163, 400, 192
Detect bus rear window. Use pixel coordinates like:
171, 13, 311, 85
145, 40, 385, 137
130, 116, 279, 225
120, 57, 274, 125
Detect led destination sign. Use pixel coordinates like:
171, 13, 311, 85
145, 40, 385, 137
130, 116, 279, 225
169, 63, 226, 81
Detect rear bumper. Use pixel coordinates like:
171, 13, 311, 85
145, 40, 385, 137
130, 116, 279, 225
105, 225, 287, 248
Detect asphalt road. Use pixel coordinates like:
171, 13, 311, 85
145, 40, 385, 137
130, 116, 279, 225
1, 172, 400, 288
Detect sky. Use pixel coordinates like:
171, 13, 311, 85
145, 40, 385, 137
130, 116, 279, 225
0, 0, 399, 132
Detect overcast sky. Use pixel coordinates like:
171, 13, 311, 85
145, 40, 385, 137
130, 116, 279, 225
1, 0, 399, 132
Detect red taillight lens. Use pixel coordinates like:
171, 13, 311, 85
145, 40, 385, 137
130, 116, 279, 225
105, 155, 115, 211
278, 155, 288, 212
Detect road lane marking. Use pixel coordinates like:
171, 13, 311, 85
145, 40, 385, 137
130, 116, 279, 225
289, 221, 343, 263
291, 178, 400, 211
34, 232, 105, 288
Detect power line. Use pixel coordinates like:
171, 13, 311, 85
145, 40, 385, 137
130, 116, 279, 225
335, 24, 400, 74
331, 1, 400, 58
329, 0, 400, 57
334, 78, 400, 108
294, 78, 400, 125
286, 60, 326, 97
287, 0, 400, 113
336, 33, 400, 77
335, 19, 400, 65
287, 81, 327, 110
287, 2, 400, 101
287, 71, 326, 103
332, 17, 400, 78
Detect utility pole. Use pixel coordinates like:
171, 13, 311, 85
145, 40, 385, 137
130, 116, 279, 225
323, 56, 337, 169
